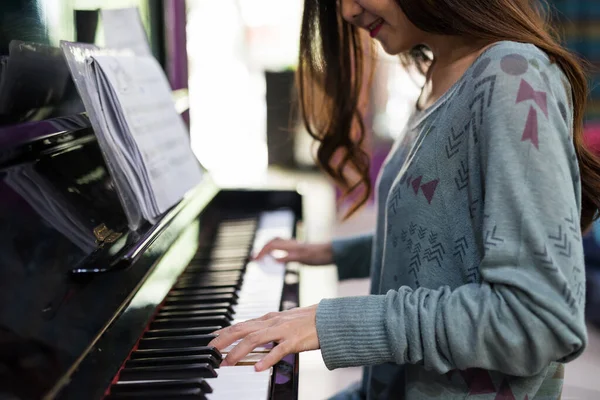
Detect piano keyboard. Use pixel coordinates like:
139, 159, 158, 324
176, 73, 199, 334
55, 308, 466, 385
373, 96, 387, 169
105, 210, 295, 400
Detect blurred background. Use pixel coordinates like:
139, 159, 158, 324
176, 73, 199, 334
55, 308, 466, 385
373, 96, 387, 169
2, 0, 600, 398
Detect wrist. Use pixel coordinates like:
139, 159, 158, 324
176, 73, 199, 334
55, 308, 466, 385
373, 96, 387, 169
307, 242, 334, 265
320, 242, 334, 264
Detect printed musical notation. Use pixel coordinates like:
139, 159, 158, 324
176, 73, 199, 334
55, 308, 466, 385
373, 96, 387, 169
91, 53, 203, 220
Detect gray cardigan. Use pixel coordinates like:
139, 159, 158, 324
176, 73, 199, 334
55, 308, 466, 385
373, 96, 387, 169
316, 41, 587, 399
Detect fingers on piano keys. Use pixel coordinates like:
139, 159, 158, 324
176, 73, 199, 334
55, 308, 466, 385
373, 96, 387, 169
105, 212, 292, 400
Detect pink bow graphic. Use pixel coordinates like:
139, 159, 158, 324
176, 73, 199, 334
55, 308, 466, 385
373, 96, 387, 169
516, 79, 548, 117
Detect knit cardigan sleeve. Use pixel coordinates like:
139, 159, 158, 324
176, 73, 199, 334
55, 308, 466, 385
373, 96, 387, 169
331, 234, 373, 280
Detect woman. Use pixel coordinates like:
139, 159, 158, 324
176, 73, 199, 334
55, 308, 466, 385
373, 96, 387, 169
209, 0, 600, 398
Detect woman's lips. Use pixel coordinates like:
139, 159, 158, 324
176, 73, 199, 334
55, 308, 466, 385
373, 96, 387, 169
368, 18, 384, 38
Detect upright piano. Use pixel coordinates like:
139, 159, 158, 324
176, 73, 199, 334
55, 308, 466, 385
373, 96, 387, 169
0, 3, 308, 396
0, 86, 306, 400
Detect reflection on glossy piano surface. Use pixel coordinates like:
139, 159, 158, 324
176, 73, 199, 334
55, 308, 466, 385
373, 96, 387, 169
0, 108, 304, 399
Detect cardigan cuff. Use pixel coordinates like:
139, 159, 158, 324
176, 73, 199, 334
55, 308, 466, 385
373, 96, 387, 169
316, 295, 393, 370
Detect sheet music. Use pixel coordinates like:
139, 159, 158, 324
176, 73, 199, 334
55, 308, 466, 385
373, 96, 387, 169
89, 59, 154, 219
61, 38, 202, 228
90, 53, 203, 217
101, 8, 151, 57
61, 40, 145, 230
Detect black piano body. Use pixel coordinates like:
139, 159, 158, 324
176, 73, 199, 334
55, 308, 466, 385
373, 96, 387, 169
1, 3, 304, 396
0, 113, 303, 399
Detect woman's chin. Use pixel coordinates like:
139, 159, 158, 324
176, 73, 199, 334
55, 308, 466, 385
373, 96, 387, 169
377, 39, 410, 56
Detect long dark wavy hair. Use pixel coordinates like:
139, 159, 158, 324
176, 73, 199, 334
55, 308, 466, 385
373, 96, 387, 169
297, 0, 600, 230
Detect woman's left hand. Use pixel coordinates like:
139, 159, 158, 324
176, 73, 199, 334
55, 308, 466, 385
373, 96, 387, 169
208, 305, 320, 372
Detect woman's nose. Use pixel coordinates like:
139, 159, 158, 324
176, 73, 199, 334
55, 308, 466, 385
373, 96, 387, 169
340, 0, 364, 24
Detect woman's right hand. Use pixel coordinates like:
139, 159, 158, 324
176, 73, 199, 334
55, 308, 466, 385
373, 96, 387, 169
252, 238, 333, 266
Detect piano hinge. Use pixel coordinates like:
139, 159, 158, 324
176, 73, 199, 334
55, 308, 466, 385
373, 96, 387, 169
93, 223, 123, 244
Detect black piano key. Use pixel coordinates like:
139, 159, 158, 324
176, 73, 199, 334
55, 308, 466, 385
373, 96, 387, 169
118, 363, 217, 381
166, 290, 239, 298
130, 346, 222, 361
175, 279, 243, 288
184, 264, 246, 273
164, 293, 238, 306
159, 302, 235, 314
169, 287, 238, 297
179, 276, 243, 286
190, 258, 247, 268
157, 309, 233, 320
192, 252, 249, 260
177, 273, 243, 282
174, 279, 242, 289
205, 250, 250, 259
196, 241, 250, 250
189, 258, 247, 267
145, 326, 222, 338
221, 215, 256, 221
112, 379, 213, 394
125, 354, 220, 369
138, 334, 217, 349
176, 275, 242, 284
181, 269, 243, 277
106, 391, 207, 400
150, 316, 231, 329
180, 271, 243, 280
210, 243, 251, 251
173, 281, 240, 290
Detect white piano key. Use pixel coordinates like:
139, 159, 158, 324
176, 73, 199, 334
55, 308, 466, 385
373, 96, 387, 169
236, 353, 266, 364
222, 344, 272, 354
205, 366, 272, 400
205, 210, 293, 397
222, 339, 274, 354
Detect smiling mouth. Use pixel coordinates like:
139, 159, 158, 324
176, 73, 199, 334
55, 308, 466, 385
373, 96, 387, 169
368, 18, 384, 38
